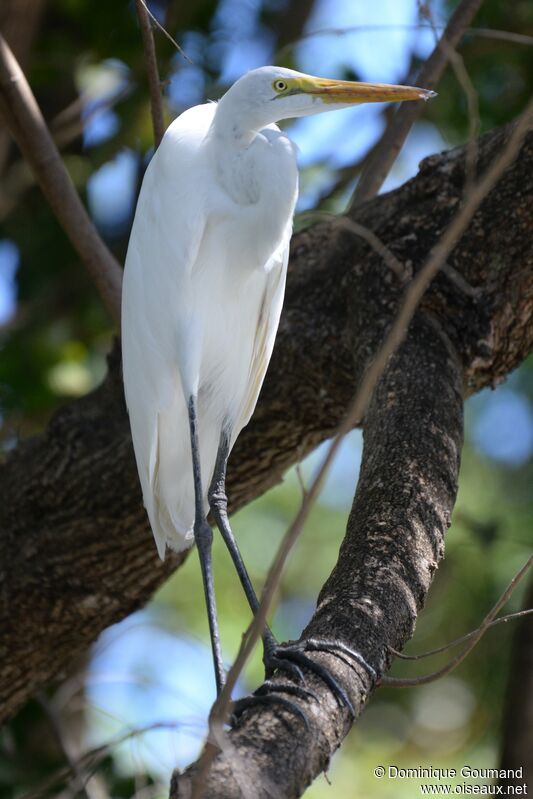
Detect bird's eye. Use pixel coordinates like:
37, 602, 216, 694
273, 80, 288, 93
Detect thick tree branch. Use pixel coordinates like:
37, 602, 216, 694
0, 124, 531, 728
0, 34, 122, 322
176, 315, 464, 798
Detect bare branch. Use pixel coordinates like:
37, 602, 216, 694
420, 0, 480, 193
390, 608, 533, 660
276, 24, 533, 62
0, 0, 46, 179
135, 0, 165, 148
304, 211, 409, 282
350, 0, 484, 208
22, 721, 180, 799
383, 555, 532, 686
0, 34, 122, 323
0, 86, 131, 221
36, 692, 95, 799
136, 0, 191, 63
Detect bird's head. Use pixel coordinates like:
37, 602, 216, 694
217, 66, 436, 133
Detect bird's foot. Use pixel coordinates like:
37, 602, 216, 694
263, 637, 378, 717
231, 681, 317, 729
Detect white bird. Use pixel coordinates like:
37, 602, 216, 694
122, 66, 434, 695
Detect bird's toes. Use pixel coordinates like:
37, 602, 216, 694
263, 649, 305, 683
297, 638, 378, 686
265, 636, 379, 716
230, 689, 310, 731
267, 645, 356, 716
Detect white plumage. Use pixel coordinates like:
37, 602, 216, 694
122, 66, 434, 560
122, 74, 299, 557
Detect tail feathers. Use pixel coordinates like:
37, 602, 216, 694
149, 497, 194, 560
138, 397, 224, 560
138, 411, 192, 559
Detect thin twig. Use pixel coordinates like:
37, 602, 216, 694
135, 0, 165, 148
295, 463, 309, 500
300, 211, 409, 282
350, 0, 484, 208
0, 86, 132, 222
0, 34, 122, 323
20, 721, 182, 799
276, 24, 533, 61
389, 607, 533, 661
421, 1, 480, 194
136, 0, 192, 63
194, 96, 533, 797
36, 692, 94, 799
382, 555, 532, 686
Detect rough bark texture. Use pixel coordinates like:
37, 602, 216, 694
0, 124, 532, 745
174, 319, 463, 798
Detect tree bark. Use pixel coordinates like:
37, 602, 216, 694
174, 316, 463, 798
0, 123, 531, 735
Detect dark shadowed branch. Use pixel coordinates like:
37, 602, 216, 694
0, 34, 122, 322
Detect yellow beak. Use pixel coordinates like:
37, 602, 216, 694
300, 76, 436, 105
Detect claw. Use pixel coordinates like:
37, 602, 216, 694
231, 692, 310, 730
264, 651, 305, 683
302, 639, 378, 685
262, 638, 378, 716
255, 680, 319, 704
272, 648, 356, 716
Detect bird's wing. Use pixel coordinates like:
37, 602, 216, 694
121, 103, 216, 556
233, 230, 291, 437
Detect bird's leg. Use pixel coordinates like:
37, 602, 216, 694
187, 396, 225, 696
208, 430, 273, 629
208, 430, 377, 721
209, 432, 314, 682
208, 430, 259, 610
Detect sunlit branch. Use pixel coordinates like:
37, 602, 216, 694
135, 0, 192, 63
135, 0, 165, 148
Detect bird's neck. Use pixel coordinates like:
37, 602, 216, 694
209, 98, 264, 203
209, 85, 275, 150
211, 94, 264, 149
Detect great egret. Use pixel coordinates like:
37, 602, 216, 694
122, 66, 435, 698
